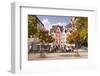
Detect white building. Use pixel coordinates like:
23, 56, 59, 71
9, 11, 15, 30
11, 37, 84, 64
61, 28, 67, 48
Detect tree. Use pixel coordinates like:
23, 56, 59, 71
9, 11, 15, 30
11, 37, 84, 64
28, 15, 55, 43
67, 17, 88, 47
67, 31, 80, 44
28, 15, 55, 57
37, 29, 55, 44
28, 15, 38, 38
76, 17, 88, 47
36, 29, 55, 57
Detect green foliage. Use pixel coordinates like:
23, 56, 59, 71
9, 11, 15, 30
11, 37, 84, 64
37, 30, 55, 43
28, 15, 55, 43
67, 17, 88, 46
28, 15, 38, 37
67, 31, 80, 44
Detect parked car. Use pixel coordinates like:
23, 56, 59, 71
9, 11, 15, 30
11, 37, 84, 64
66, 46, 73, 52
65, 44, 75, 52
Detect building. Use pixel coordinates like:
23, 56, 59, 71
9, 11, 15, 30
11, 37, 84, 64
61, 28, 67, 48
50, 25, 67, 48
55, 25, 62, 46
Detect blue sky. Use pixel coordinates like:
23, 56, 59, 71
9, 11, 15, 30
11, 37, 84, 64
37, 15, 72, 31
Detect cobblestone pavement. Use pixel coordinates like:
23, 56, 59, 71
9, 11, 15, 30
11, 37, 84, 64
28, 49, 88, 61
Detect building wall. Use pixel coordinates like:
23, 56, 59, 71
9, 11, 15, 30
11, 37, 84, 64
55, 26, 62, 46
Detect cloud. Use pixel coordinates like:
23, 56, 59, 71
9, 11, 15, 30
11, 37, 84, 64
52, 22, 66, 26
42, 18, 51, 30
42, 18, 66, 31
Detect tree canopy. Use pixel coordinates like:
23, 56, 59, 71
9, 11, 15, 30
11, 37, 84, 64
28, 15, 55, 44
28, 15, 38, 37
37, 30, 55, 44
67, 17, 88, 47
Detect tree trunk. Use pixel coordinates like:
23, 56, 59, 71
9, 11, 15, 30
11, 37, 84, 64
40, 44, 46, 58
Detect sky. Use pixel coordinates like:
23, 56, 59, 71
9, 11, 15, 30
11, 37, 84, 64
37, 15, 72, 31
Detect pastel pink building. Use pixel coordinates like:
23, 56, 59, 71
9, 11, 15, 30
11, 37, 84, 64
50, 25, 64, 48
55, 26, 62, 46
